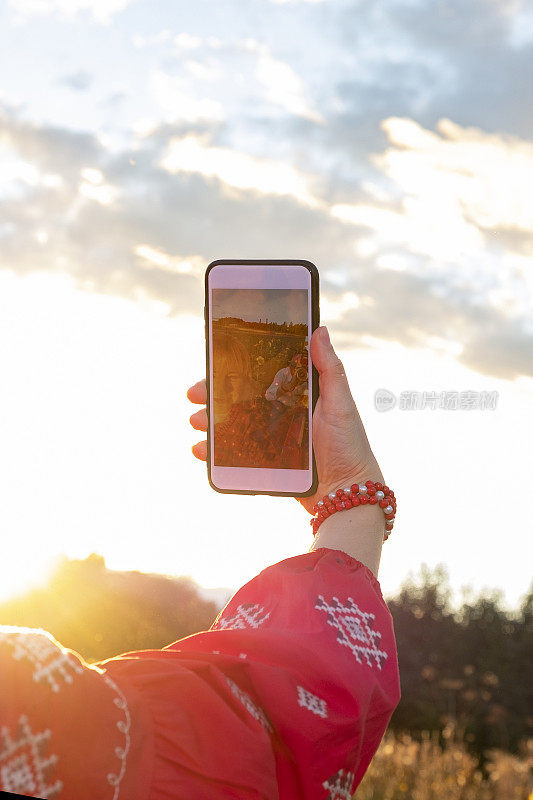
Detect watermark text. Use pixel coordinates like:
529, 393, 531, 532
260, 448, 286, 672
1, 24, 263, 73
374, 389, 498, 412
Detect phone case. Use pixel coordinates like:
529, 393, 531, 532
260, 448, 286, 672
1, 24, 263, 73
204, 259, 320, 497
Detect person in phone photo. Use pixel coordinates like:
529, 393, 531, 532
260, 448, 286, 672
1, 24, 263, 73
211, 329, 259, 425
264, 351, 309, 408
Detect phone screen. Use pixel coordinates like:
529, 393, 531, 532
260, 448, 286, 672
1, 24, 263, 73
206, 262, 316, 495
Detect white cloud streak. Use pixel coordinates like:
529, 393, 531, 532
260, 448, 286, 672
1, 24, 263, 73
8, 0, 137, 24
159, 134, 321, 206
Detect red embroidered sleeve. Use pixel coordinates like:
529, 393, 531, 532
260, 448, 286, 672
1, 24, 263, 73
0, 548, 401, 800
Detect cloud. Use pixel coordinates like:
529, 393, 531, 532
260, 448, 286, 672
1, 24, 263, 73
251, 42, 325, 123
326, 114, 533, 378
0, 104, 354, 318
159, 134, 321, 206
147, 36, 323, 125
332, 116, 533, 255
99, 90, 129, 108
0, 88, 532, 380
8, 0, 137, 24
132, 31, 203, 50
331, 269, 533, 382
149, 68, 225, 123
267, 0, 330, 4
381, 0, 533, 139
331, 116, 533, 294
283, 0, 533, 204
57, 70, 93, 92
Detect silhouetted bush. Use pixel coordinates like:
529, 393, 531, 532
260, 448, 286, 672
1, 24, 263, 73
0, 553, 220, 663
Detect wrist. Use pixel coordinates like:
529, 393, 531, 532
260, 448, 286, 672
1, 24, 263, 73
318, 459, 384, 503
310, 501, 385, 577
308, 466, 391, 578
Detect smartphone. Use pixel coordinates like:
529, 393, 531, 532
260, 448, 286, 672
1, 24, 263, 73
204, 259, 319, 497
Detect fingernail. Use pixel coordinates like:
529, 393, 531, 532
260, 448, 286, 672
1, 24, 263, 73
321, 326, 331, 346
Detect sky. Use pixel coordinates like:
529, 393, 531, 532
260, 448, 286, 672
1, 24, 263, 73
0, 0, 532, 613
212, 288, 308, 324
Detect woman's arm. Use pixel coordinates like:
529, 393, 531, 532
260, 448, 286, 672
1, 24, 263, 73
0, 326, 397, 800
189, 324, 387, 576
310, 499, 385, 577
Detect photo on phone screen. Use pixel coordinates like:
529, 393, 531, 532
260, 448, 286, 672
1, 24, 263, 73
206, 261, 318, 496
212, 288, 309, 469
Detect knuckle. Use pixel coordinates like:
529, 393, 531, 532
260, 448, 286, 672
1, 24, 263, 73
332, 358, 346, 377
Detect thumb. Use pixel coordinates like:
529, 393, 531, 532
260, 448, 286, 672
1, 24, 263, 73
310, 326, 352, 408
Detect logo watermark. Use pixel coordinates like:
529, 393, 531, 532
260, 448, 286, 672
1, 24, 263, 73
374, 388, 397, 412
374, 389, 499, 412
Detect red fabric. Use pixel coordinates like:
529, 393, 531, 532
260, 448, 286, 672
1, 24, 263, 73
0, 548, 401, 799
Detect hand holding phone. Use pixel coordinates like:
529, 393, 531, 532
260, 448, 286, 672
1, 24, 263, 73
204, 260, 319, 497
188, 267, 384, 513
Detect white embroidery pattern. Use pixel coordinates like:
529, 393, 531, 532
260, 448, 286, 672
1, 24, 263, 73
216, 604, 270, 630
315, 595, 388, 669
0, 714, 62, 799
103, 675, 131, 800
322, 768, 355, 799
297, 686, 328, 718
0, 628, 84, 693
225, 677, 273, 733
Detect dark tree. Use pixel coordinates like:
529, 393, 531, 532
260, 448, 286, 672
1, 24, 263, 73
387, 564, 532, 773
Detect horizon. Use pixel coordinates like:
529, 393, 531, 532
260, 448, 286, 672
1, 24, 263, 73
1, 549, 528, 617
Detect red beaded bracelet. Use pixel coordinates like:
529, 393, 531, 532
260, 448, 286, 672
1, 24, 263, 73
310, 480, 396, 541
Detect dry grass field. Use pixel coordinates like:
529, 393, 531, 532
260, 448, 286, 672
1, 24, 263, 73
356, 723, 532, 800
